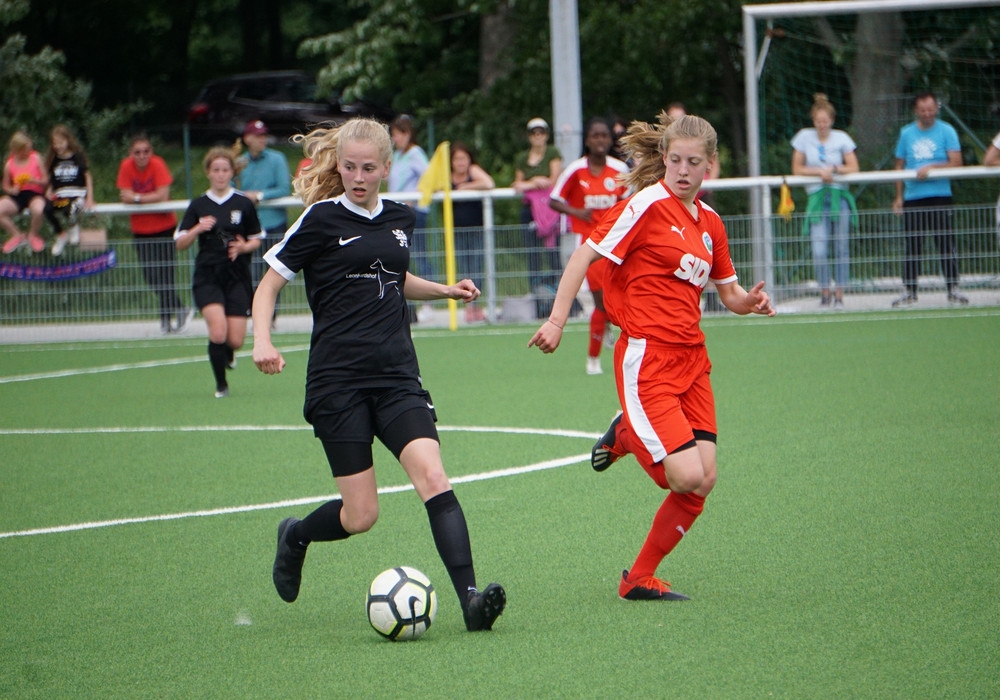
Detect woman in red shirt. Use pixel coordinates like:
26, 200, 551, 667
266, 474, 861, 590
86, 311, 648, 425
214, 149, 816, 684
530, 112, 775, 601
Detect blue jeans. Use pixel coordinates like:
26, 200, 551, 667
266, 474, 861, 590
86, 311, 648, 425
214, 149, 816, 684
810, 196, 851, 290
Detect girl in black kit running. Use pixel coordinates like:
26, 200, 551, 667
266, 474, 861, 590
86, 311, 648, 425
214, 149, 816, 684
175, 147, 264, 398
252, 118, 505, 632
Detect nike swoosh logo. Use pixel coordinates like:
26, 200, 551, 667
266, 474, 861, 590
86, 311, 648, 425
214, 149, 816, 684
426, 402, 435, 410
339, 236, 361, 246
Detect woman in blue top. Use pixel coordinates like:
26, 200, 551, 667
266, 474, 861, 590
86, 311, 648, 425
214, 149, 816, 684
791, 93, 859, 308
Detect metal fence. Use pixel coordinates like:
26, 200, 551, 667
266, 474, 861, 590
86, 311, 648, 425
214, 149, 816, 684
1, 167, 999, 343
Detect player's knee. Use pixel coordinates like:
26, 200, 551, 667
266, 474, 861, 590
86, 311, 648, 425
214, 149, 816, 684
343, 503, 379, 534
668, 470, 704, 494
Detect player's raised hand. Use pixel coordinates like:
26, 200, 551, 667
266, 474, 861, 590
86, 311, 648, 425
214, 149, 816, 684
746, 281, 776, 316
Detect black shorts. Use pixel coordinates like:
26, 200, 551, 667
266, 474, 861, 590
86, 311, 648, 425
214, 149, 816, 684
192, 263, 253, 317
4, 190, 45, 211
307, 383, 439, 477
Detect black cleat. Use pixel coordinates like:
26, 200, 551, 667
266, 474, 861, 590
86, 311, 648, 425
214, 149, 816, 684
591, 412, 623, 472
273, 517, 307, 602
464, 583, 506, 631
618, 569, 690, 601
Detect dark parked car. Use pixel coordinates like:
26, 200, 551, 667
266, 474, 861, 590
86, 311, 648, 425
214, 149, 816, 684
186, 70, 394, 142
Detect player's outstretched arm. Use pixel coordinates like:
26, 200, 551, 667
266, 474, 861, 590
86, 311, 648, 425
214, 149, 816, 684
252, 268, 289, 374
528, 243, 600, 353
403, 273, 480, 303
717, 280, 776, 317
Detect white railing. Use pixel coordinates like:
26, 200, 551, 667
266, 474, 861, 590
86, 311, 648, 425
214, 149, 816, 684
1, 166, 998, 342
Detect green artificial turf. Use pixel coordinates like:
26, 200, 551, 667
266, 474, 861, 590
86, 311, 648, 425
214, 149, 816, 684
1, 310, 998, 698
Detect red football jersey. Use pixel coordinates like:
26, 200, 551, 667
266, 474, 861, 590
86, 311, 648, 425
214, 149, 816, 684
551, 156, 629, 240
588, 181, 737, 346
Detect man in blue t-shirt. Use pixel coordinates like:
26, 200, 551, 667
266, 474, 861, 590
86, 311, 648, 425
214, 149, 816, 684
238, 119, 292, 324
892, 91, 967, 307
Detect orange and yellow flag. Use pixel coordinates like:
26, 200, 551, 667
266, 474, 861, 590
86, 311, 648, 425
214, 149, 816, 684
777, 179, 795, 221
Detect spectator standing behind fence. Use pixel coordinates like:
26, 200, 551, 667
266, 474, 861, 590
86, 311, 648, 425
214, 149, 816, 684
117, 135, 192, 334
237, 119, 290, 328
450, 141, 494, 323
984, 127, 1000, 236
512, 117, 563, 303
1, 131, 49, 255
389, 115, 434, 322
550, 117, 629, 375
175, 147, 264, 398
791, 93, 859, 308
891, 91, 968, 307
46, 124, 95, 257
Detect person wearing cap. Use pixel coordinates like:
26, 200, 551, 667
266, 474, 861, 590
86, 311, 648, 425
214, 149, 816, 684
237, 119, 291, 325
512, 117, 563, 304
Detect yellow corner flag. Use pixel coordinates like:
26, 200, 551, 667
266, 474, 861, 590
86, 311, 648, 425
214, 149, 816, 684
418, 142, 451, 208
417, 142, 460, 329
778, 179, 795, 221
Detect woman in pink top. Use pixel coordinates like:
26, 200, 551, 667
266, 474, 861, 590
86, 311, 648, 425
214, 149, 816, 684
1, 131, 50, 254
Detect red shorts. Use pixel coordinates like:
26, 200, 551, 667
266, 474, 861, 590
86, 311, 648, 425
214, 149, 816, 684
613, 336, 716, 471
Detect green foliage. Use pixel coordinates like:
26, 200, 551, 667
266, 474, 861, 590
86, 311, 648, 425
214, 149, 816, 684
0, 33, 147, 165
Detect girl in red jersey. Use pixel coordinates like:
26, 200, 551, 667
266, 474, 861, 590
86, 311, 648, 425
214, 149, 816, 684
529, 112, 775, 601
549, 117, 629, 375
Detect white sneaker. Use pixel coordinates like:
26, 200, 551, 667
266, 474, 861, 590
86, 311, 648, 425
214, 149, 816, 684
586, 356, 603, 375
68, 224, 80, 245
51, 233, 69, 257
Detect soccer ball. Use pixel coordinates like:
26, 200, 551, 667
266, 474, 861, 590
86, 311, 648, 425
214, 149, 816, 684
366, 566, 437, 641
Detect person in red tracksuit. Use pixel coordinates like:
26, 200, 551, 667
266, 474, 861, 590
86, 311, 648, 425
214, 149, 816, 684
530, 111, 775, 601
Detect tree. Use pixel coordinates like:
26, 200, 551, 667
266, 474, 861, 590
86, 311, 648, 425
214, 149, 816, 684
300, 0, 747, 173
0, 7, 144, 161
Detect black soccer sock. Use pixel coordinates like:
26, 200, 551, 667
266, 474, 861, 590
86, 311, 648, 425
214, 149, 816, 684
208, 342, 229, 389
425, 490, 476, 606
295, 499, 350, 546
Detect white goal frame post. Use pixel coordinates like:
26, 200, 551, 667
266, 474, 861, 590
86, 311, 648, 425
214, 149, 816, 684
741, 0, 1000, 288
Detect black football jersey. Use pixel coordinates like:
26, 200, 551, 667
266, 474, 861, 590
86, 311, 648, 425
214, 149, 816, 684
265, 195, 418, 407
176, 189, 264, 269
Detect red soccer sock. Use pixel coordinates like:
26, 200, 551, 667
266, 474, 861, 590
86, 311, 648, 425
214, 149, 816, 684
627, 491, 706, 581
588, 307, 609, 358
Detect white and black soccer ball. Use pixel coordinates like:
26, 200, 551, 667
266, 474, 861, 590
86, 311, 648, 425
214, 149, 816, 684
366, 566, 437, 641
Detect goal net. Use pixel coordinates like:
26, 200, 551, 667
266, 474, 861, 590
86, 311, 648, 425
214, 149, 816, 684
749, 0, 1000, 180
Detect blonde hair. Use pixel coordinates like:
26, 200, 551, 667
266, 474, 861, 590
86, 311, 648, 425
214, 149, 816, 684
619, 110, 718, 192
203, 145, 241, 173
811, 93, 836, 120
292, 118, 392, 206
8, 130, 32, 156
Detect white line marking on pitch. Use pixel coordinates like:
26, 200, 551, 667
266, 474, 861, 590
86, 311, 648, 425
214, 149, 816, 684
0, 454, 590, 539
0, 424, 600, 538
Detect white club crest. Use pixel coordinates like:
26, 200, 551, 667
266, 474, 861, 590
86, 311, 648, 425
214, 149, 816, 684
702, 231, 713, 254
393, 229, 408, 247
230, 210, 242, 225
